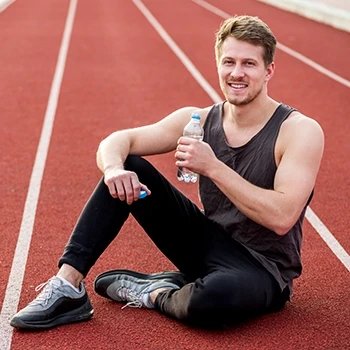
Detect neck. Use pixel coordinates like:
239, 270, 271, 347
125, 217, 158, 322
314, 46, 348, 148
225, 97, 279, 128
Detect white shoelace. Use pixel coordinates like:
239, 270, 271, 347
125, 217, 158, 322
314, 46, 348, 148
117, 287, 143, 309
29, 277, 60, 306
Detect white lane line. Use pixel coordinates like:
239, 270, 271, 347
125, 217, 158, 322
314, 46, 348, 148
134, 0, 350, 271
306, 207, 350, 272
0, 0, 15, 12
133, 0, 222, 102
132, 0, 222, 103
191, 0, 350, 89
277, 43, 350, 88
0, 0, 78, 348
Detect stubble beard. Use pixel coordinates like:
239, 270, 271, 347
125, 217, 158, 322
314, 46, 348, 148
226, 85, 263, 106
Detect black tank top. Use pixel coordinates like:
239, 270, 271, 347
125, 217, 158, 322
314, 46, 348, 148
199, 102, 313, 293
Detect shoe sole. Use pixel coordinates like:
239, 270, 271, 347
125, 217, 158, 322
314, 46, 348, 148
10, 301, 94, 330
94, 269, 188, 300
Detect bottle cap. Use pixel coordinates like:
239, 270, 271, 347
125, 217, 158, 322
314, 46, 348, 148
139, 190, 147, 199
191, 113, 201, 120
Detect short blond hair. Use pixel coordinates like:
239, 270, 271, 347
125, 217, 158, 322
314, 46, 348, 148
215, 15, 277, 67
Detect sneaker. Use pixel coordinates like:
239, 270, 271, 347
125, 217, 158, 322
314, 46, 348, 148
94, 269, 188, 309
10, 276, 94, 330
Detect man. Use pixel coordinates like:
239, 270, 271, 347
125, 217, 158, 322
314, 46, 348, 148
10, 15, 324, 330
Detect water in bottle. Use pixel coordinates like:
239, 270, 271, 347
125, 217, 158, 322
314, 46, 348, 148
177, 113, 204, 183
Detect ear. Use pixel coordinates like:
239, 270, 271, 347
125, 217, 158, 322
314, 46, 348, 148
265, 62, 275, 81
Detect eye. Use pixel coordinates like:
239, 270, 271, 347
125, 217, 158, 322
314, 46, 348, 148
222, 59, 233, 65
245, 61, 255, 66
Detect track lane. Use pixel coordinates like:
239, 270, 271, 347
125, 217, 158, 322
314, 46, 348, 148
5, 0, 349, 349
0, 0, 70, 315
0, 1, 76, 348
10, 0, 212, 349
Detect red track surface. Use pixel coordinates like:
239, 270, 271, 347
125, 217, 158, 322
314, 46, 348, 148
1, 0, 349, 349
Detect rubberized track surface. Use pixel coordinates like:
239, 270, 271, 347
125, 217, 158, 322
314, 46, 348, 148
0, 0, 349, 349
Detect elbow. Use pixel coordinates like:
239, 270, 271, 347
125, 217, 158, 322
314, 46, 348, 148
266, 203, 303, 236
271, 216, 298, 236
273, 226, 290, 236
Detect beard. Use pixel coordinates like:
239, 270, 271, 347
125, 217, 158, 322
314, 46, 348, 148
224, 84, 263, 106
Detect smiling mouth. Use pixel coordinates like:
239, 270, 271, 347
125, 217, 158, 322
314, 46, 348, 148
229, 83, 247, 89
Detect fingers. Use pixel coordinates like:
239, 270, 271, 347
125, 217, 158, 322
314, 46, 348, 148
105, 177, 118, 198
104, 170, 150, 204
175, 142, 193, 165
175, 141, 189, 162
177, 136, 193, 145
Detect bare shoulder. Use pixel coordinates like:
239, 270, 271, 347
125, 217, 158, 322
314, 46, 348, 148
281, 110, 324, 141
276, 110, 324, 163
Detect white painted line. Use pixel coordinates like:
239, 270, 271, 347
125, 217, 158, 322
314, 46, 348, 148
132, 0, 222, 103
135, 0, 350, 271
306, 207, 350, 272
0, 0, 15, 12
277, 42, 350, 88
0, 0, 78, 348
191, 0, 350, 89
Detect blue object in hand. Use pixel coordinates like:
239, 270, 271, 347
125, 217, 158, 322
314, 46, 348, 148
139, 190, 147, 199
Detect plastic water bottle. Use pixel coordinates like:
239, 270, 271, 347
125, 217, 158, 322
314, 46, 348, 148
177, 113, 204, 183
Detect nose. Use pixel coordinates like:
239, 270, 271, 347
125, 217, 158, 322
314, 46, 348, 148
230, 64, 244, 78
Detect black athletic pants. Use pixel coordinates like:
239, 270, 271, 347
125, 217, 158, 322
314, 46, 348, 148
58, 156, 287, 327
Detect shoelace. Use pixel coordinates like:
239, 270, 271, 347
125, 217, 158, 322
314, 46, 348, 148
117, 287, 143, 309
29, 277, 60, 306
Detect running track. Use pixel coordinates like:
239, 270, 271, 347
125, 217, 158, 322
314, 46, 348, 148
0, 0, 349, 349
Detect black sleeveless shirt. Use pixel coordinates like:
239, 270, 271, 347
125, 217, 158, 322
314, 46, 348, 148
199, 102, 312, 293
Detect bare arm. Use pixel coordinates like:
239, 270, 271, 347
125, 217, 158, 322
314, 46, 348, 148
96, 106, 204, 203
176, 113, 324, 235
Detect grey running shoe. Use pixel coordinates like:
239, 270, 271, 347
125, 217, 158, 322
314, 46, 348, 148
10, 276, 94, 330
94, 269, 188, 309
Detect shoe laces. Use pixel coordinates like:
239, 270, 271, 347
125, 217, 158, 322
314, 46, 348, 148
29, 277, 60, 306
116, 287, 143, 309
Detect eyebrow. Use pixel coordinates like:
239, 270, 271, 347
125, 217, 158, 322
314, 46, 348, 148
221, 56, 259, 62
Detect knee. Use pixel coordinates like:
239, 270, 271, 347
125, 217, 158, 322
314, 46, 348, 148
124, 156, 161, 187
123, 156, 148, 180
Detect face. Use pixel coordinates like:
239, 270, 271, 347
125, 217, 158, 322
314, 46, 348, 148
217, 37, 274, 106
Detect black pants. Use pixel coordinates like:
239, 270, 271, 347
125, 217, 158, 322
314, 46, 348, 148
59, 156, 286, 327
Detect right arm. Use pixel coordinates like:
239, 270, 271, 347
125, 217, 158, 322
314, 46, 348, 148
96, 106, 205, 203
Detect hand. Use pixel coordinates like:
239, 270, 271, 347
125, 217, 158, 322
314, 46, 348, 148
104, 167, 150, 204
175, 137, 215, 176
